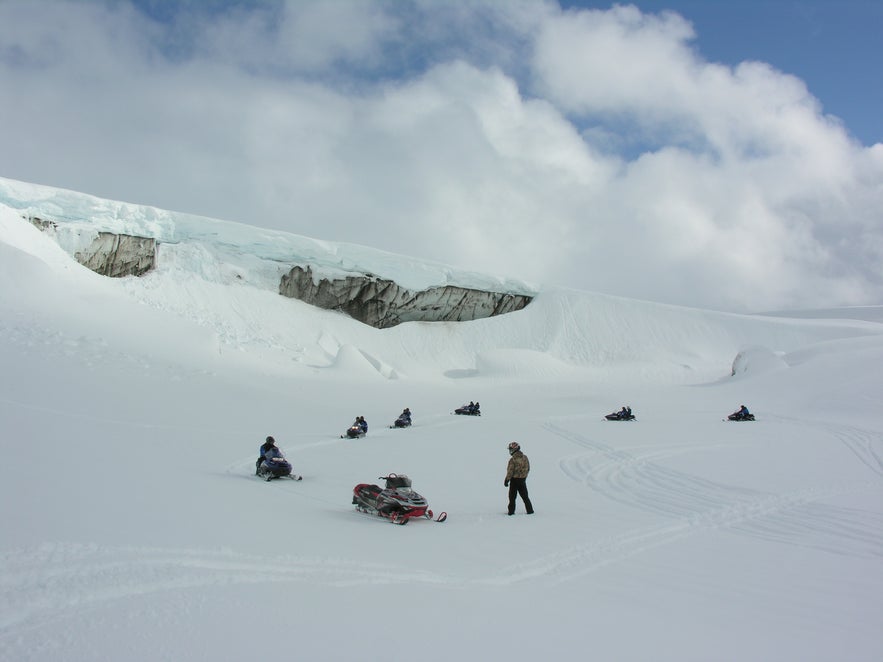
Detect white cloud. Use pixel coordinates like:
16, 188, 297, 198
532, 4, 698, 116
0, 0, 880, 312
187, 1, 398, 74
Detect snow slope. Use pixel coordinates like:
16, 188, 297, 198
0, 176, 534, 295
1, 188, 882, 662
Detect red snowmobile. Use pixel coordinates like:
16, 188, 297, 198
352, 474, 446, 525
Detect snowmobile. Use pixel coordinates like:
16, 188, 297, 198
454, 404, 481, 416
727, 412, 755, 421
342, 424, 366, 439
390, 414, 411, 428
352, 474, 446, 524
257, 450, 302, 482
605, 409, 636, 421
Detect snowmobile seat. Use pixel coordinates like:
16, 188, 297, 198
384, 475, 412, 490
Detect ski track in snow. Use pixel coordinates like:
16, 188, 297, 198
0, 543, 457, 641
509, 421, 883, 585
815, 420, 883, 478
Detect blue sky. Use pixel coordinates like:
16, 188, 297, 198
566, 0, 881, 147
1, 0, 881, 312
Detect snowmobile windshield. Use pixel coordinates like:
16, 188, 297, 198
385, 475, 412, 490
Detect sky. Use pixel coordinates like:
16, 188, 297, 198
0, 0, 881, 313
564, 0, 883, 148
2, 195, 883, 661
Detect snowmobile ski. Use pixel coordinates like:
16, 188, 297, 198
261, 473, 302, 482
353, 504, 446, 524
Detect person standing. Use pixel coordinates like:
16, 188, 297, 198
504, 442, 534, 515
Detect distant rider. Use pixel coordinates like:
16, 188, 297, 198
256, 436, 277, 475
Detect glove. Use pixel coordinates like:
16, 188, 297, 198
504, 479, 509, 487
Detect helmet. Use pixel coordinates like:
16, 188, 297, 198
266, 436, 275, 444
508, 441, 520, 454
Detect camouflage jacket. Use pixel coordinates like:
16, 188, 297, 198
506, 451, 530, 480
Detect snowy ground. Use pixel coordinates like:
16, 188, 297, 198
2, 200, 882, 662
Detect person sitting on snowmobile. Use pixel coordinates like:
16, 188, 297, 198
732, 405, 751, 420
454, 401, 480, 416
256, 436, 277, 475
357, 416, 368, 434
394, 408, 412, 427
619, 406, 630, 418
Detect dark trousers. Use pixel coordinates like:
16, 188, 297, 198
508, 478, 534, 514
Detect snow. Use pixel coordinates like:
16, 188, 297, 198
2, 183, 883, 662
0, 176, 535, 295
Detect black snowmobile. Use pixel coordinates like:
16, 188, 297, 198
454, 403, 481, 416
342, 424, 366, 438
352, 474, 446, 524
342, 417, 368, 438
727, 411, 755, 421
390, 414, 412, 428
605, 408, 635, 421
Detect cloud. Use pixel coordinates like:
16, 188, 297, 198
0, 0, 880, 312
185, 1, 399, 75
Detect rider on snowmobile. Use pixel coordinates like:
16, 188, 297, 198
395, 408, 412, 426
256, 436, 277, 475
